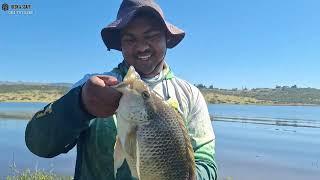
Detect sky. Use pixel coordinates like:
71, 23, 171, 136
1, 0, 319, 89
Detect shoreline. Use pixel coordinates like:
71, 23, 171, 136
2, 111, 320, 130
210, 102, 320, 107
1, 100, 319, 107
0, 112, 34, 120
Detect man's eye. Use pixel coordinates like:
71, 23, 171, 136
122, 38, 135, 44
146, 33, 160, 40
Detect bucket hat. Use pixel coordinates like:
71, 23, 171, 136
101, 0, 185, 51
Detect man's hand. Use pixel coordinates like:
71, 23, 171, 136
81, 75, 121, 117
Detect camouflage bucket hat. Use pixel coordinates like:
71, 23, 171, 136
101, 0, 185, 51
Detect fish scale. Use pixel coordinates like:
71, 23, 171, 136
138, 121, 188, 179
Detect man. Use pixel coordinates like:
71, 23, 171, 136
25, 0, 218, 179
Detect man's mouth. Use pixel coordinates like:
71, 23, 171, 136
137, 54, 152, 61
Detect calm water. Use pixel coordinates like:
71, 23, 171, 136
0, 119, 76, 178
209, 104, 320, 128
209, 104, 320, 180
0, 102, 46, 113
209, 104, 320, 121
0, 102, 75, 178
0, 102, 319, 179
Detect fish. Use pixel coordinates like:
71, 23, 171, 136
112, 66, 196, 180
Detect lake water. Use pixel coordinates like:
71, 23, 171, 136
209, 104, 320, 180
0, 102, 76, 178
0, 102, 319, 179
209, 104, 320, 128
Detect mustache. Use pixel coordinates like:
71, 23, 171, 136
135, 50, 152, 56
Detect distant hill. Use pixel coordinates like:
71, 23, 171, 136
199, 86, 320, 105
0, 84, 69, 94
0, 81, 72, 87
48, 83, 73, 87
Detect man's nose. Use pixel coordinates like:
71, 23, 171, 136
136, 39, 150, 52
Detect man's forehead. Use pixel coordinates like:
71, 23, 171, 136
121, 15, 165, 35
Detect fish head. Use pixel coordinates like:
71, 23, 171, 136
113, 66, 153, 124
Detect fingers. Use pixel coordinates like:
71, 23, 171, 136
96, 75, 119, 86
81, 75, 121, 117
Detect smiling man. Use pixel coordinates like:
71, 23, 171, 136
25, 0, 217, 179
120, 13, 167, 78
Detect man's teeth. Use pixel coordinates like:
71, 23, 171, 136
138, 55, 151, 60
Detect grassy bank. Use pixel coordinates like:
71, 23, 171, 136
0, 91, 64, 103
199, 86, 320, 105
1, 88, 268, 105
0, 84, 68, 103
202, 90, 273, 105
1, 84, 320, 105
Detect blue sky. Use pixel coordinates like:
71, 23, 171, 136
1, 0, 319, 89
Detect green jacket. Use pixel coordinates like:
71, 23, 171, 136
25, 62, 218, 180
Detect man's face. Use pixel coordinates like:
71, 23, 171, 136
120, 15, 167, 78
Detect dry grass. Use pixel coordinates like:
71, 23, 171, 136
0, 89, 272, 105
6, 160, 72, 180
202, 91, 273, 105
6, 169, 72, 180
0, 90, 63, 103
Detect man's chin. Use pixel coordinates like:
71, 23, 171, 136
137, 70, 156, 78
136, 66, 160, 78
134, 61, 164, 78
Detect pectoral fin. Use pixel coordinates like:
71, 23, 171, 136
114, 136, 125, 179
125, 127, 137, 159
124, 126, 139, 179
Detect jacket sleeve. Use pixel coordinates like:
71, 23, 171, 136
187, 85, 218, 180
25, 85, 95, 158
195, 141, 217, 180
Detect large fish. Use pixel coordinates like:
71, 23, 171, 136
112, 66, 196, 180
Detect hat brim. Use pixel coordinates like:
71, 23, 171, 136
101, 6, 185, 51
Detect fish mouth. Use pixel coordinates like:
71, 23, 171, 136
112, 66, 140, 92
112, 65, 150, 95
112, 81, 128, 93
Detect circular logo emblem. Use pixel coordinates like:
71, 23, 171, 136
2, 3, 9, 11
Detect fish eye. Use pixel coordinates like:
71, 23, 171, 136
141, 91, 150, 99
